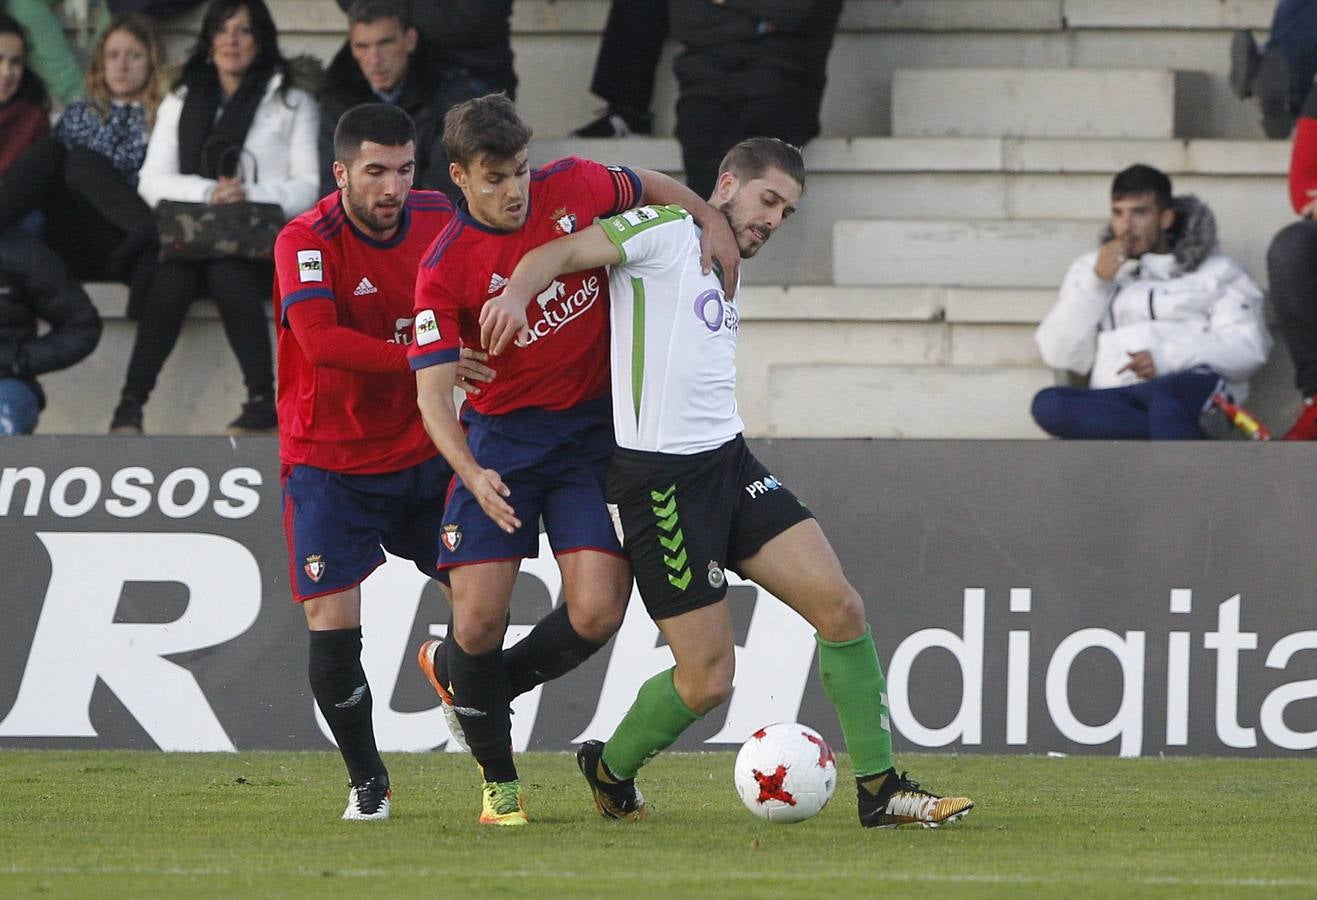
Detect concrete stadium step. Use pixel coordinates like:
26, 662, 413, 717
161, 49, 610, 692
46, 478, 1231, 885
136, 0, 1278, 139
892, 68, 1185, 139
531, 136, 1289, 287
834, 219, 1098, 288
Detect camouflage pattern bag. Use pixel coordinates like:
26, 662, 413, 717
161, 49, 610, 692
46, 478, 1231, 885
155, 199, 285, 263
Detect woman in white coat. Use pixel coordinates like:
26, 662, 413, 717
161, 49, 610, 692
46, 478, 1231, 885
110, 0, 318, 434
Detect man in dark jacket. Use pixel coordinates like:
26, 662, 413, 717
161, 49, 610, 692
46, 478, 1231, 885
323, 0, 516, 200
0, 229, 102, 434
669, 0, 843, 198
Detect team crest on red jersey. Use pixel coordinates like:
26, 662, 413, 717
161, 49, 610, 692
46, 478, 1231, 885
551, 207, 577, 235
304, 554, 326, 583
441, 524, 462, 552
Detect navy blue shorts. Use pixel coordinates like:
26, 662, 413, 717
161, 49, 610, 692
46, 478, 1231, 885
439, 396, 623, 568
281, 454, 454, 602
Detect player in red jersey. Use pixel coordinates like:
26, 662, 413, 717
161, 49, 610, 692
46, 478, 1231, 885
410, 93, 740, 825
275, 104, 491, 821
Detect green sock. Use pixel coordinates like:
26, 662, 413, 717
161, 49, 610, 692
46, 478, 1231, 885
816, 625, 893, 778
602, 667, 702, 779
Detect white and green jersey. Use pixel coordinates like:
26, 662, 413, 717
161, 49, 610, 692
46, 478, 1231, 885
599, 204, 743, 455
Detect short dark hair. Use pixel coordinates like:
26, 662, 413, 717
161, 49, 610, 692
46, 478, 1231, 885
442, 93, 532, 169
1111, 164, 1172, 209
334, 103, 416, 164
346, 0, 411, 29
717, 137, 806, 194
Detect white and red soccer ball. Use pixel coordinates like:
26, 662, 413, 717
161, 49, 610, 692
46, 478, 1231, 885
734, 722, 837, 823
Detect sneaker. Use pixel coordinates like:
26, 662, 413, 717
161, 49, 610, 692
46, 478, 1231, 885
1200, 391, 1271, 440
1228, 29, 1260, 99
576, 739, 648, 821
1255, 46, 1295, 139
571, 107, 653, 138
479, 779, 527, 826
857, 769, 972, 829
1283, 396, 1317, 440
109, 396, 144, 435
417, 639, 470, 753
226, 396, 276, 435
342, 775, 391, 821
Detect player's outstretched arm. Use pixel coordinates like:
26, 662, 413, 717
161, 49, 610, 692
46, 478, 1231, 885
416, 364, 521, 533
480, 224, 623, 356
632, 167, 739, 297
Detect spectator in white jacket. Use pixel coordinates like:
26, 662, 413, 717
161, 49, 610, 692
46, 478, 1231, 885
110, 0, 319, 435
1032, 164, 1271, 439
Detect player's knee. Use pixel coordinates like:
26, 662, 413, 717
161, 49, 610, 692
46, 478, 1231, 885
451, 611, 507, 655
677, 654, 735, 714
813, 582, 867, 643
569, 600, 625, 643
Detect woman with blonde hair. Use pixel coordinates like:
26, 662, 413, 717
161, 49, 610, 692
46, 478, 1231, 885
0, 12, 167, 318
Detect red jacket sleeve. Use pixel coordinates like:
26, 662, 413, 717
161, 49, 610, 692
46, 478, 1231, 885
1289, 94, 1317, 213
285, 299, 409, 373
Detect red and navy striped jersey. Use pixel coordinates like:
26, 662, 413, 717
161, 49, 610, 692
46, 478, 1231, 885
410, 157, 640, 415
275, 189, 454, 473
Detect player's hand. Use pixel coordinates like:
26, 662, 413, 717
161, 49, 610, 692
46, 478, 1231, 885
1117, 349, 1157, 380
698, 208, 740, 299
1093, 239, 1128, 282
455, 347, 494, 396
469, 468, 521, 533
479, 291, 532, 356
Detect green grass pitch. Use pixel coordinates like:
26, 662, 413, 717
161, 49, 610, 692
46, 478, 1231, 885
2, 750, 1315, 897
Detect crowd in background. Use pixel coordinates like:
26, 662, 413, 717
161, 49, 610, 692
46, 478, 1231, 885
0, 0, 838, 436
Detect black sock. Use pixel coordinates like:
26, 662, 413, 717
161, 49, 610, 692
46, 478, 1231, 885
503, 603, 607, 697
308, 628, 385, 786
448, 639, 517, 782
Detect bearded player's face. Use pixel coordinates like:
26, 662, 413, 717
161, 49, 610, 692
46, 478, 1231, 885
337, 141, 415, 238
715, 167, 802, 259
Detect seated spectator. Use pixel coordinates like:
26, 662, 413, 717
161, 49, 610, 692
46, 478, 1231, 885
0, 11, 50, 181
111, 0, 318, 435
334, 0, 516, 106
318, 0, 452, 198
1264, 89, 1317, 439
571, 0, 664, 138
0, 228, 103, 434
1230, 1, 1317, 138
0, 13, 165, 315
669, 0, 842, 198
5, 0, 83, 104
1032, 164, 1271, 440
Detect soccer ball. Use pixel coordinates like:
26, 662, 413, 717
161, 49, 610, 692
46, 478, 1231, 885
733, 722, 837, 823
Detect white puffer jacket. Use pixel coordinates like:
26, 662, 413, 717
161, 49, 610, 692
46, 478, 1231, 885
138, 72, 319, 221
1034, 196, 1270, 401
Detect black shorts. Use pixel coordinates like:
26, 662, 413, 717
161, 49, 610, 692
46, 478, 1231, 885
606, 435, 813, 620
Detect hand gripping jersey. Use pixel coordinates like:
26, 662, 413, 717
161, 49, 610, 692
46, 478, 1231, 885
597, 204, 744, 454
275, 190, 454, 473
409, 157, 641, 414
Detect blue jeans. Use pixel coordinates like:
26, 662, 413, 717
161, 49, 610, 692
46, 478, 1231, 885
1031, 369, 1221, 440
0, 378, 40, 435
1265, 0, 1317, 112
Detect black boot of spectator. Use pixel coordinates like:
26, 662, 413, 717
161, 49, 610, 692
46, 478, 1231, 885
109, 394, 144, 435
226, 395, 277, 435
572, 107, 653, 138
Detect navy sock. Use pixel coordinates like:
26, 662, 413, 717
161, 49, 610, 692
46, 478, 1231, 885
448, 639, 517, 783
308, 627, 385, 785
504, 603, 606, 696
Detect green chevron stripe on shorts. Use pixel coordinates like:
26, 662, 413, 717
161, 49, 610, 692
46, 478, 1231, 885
650, 483, 691, 590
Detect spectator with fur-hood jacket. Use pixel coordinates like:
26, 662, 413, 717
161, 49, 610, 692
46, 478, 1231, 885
1032, 164, 1270, 439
